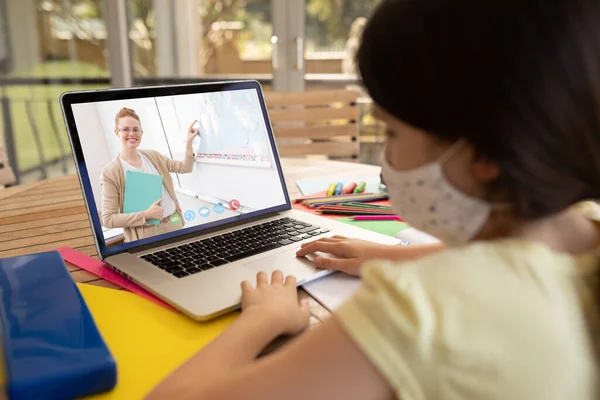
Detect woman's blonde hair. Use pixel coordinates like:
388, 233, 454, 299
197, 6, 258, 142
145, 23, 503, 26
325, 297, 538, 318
115, 107, 141, 129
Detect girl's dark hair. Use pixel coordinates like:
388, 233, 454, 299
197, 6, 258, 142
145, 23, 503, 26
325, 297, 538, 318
358, 0, 600, 219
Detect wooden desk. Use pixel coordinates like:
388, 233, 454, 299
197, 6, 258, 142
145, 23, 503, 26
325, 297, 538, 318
0, 158, 382, 324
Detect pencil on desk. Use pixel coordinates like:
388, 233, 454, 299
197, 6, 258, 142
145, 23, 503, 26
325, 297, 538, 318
307, 196, 389, 208
341, 202, 393, 210
302, 193, 388, 207
317, 209, 396, 216
317, 205, 396, 214
353, 215, 402, 221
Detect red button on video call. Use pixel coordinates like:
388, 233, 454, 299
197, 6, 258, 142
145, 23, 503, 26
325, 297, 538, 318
229, 199, 240, 210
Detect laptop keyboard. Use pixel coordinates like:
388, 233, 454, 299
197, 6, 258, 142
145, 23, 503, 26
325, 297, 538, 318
140, 217, 330, 279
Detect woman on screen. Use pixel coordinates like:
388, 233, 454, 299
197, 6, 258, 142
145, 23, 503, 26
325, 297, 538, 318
100, 107, 198, 243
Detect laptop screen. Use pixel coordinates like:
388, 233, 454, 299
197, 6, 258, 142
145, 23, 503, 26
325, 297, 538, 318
67, 83, 290, 257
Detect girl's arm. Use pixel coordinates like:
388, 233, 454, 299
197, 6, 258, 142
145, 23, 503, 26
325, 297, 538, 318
100, 173, 147, 228
145, 271, 393, 400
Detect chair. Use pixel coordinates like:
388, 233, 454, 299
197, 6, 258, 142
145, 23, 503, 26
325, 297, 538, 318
0, 146, 16, 187
264, 90, 360, 162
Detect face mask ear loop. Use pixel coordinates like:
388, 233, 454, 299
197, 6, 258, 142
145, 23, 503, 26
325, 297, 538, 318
438, 139, 467, 165
441, 140, 510, 211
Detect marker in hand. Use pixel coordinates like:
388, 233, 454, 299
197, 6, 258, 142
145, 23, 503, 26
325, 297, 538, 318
187, 120, 200, 143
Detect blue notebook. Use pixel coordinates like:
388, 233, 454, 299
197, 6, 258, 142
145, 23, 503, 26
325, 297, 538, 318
0, 251, 117, 399
123, 170, 163, 225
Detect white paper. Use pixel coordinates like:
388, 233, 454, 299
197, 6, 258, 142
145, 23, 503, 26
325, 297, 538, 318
395, 227, 441, 245
102, 227, 123, 239
302, 229, 440, 311
302, 271, 361, 311
103, 227, 124, 245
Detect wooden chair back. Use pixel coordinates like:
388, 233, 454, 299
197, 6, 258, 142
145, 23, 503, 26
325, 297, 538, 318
0, 147, 16, 187
263, 90, 360, 162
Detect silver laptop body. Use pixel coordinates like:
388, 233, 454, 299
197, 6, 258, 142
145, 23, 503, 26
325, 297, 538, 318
61, 81, 399, 320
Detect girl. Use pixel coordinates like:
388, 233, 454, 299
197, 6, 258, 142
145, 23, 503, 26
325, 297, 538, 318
101, 107, 198, 242
147, 0, 599, 398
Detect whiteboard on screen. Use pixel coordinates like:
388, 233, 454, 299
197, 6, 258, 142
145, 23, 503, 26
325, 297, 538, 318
159, 90, 272, 169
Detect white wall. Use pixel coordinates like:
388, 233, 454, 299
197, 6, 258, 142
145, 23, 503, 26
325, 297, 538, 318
71, 103, 112, 211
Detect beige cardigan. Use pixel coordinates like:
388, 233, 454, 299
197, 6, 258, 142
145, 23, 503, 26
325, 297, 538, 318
100, 149, 194, 242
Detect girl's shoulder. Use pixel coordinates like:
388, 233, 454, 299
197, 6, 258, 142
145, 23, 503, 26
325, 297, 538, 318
340, 238, 596, 400
570, 200, 600, 222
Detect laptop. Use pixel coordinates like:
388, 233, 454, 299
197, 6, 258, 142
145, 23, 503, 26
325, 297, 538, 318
60, 80, 399, 320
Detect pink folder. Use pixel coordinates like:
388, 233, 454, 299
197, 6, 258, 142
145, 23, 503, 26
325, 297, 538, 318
57, 247, 177, 312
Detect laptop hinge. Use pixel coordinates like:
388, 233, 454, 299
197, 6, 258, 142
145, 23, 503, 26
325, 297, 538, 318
128, 210, 285, 254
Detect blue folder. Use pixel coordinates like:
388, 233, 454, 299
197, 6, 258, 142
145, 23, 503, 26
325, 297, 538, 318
123, 170, 163, 225
0, 251, 117, 399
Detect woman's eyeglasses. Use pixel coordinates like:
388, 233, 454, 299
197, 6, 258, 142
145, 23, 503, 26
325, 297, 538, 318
118, 128, 143, 134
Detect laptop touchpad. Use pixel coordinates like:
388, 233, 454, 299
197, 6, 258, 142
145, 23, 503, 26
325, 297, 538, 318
244, 248, 320, 278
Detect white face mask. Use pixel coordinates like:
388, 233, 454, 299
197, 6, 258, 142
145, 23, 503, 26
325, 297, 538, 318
381, 141, 501, 246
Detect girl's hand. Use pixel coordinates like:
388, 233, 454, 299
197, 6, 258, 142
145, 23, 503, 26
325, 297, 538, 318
187, 120, 199, 144
241, 271, 310, 337
296, 235, 392, 276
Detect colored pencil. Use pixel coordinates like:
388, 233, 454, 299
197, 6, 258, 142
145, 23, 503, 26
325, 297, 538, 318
307, 196, 389, 208
319, 211, 396, 216
302, 193, 388, 206
317, 210, 395, 216
302, 192, 380, 202
341, 202, 393, 209
353, 215, 402, 221
303, 195, 378, 204
317, 205, 396, 214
